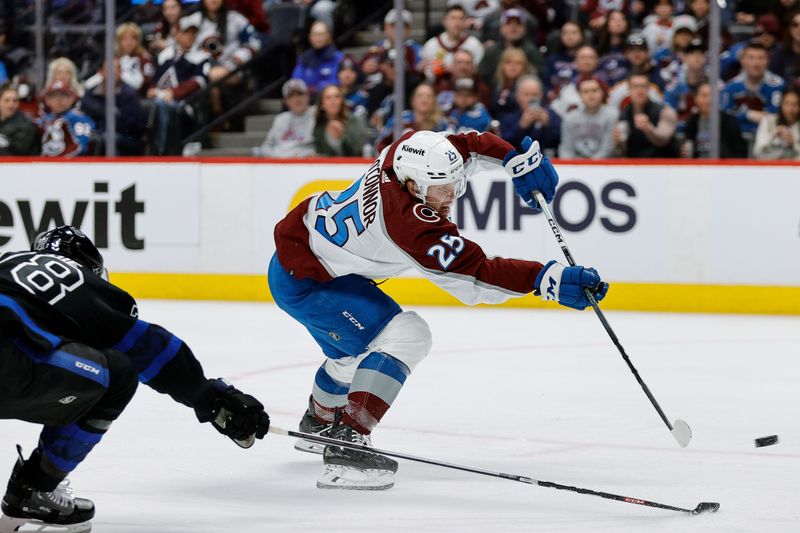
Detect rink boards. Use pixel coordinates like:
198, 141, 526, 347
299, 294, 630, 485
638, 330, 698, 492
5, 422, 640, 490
0, 157, 798, 314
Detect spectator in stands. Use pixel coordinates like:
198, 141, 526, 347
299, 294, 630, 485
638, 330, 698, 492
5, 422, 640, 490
149, 0, 183, 56
663, 38, 707, 133
722, 42, 786, 143
452, 0, 500, 34
550, 46, 603, 118
580, 0, 632, 32
446, 77, 492, 133
0, 84, 38, 155
544, 21, 585, 100
733, 0, 769, 26
81, 59, 145, 156
481, 0, 540, 46
596, 10, 631, 86
375, 82, 448, 151
653, 15, 698, 85
298, 0, 338, 31
641, 0, 676, 52
754, 15, 782, 56
479, 8, 546, 85
559, 76, 618, 159
769, 11, 800, 89
361, 8, 422, 83
491, 47, 534, 115
625, 32, 663, 89
753, 88, 800, 159
365, 49, 402, 131
148, 16, 211, 155
420, 5, 484, 83
291, 20, 343, 96
682, 82, 747, 159
498, 75, 560, 155
44, 57, 84, 100
773, 0, 800, 35
435, 49, 491, 113
608, 33, 664, 111
685, 0, 716, 47
115, 23, 156, 97
37, 80, 96, 158
228, 0, 270, 34
185, 0, 262, 115
616, 72, 678, 157
254, 78, 316, 157
313, 84, 367, 157
337, 56, 368, 117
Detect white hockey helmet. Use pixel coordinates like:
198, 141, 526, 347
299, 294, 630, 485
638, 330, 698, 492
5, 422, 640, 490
392, 131, 467, 201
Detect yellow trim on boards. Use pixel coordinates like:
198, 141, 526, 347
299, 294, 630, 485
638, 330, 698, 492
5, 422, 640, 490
109, 273, 800, 315
288, 180, 351, 210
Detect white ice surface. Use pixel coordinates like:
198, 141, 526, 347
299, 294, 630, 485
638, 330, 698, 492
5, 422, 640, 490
2, 301, 798, 532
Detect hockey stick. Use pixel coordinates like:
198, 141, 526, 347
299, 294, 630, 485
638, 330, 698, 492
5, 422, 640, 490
531, 190, 692, 448
271, 426, 718, 515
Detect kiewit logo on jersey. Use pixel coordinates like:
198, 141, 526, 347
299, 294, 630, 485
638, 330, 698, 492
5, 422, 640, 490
75, 361, 101, 375
401, 145, 425, 156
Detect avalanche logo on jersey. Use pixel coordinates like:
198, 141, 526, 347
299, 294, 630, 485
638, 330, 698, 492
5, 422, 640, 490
413, 203, 441, 223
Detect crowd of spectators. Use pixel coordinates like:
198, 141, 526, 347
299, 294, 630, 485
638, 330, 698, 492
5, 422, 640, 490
1, 0, 800, 161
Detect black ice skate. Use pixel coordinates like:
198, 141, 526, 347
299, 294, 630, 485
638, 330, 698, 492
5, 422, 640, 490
0, 447, 94, 533
294, 396, 333, 455
317, 418, 398, 491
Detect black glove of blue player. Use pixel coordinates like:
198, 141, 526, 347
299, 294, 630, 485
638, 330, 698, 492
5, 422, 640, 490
195, 378, 270, 448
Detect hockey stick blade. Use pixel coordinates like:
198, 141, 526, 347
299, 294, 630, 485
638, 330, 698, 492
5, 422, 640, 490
692, 502, 721, 515
671, 419, 692, 448
270, 426, 719, 515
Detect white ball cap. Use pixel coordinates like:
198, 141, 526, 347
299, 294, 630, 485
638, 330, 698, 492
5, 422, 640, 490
393, 131, 467, 201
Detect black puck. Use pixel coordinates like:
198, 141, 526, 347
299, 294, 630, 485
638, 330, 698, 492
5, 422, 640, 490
754, 435, 779, 448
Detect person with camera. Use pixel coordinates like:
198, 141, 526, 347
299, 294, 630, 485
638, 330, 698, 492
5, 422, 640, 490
497, 75, 560, 156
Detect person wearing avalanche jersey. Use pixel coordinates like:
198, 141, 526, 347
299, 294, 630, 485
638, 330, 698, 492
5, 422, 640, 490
269, 130, 609, 490
37, 81, 95, 158
722, 41, 786, 141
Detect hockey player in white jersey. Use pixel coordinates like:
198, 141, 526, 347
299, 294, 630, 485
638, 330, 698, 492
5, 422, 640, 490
268, 130, 608, 490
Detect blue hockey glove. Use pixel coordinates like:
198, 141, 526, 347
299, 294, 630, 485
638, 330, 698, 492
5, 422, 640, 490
502, 136, 559, 210
534, 260, 609, 310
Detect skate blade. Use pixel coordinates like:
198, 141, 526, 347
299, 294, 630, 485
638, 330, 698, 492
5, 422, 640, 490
293, 438, 325, 455
316, 465, 394, 491
0, 514, 92, 533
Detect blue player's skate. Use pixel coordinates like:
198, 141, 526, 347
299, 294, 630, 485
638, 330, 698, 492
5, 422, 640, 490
0, 447, 93, 533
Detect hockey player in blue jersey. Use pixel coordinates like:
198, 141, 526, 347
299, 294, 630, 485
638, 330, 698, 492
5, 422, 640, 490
0, 226, 270, 532
721, 42, 786, 139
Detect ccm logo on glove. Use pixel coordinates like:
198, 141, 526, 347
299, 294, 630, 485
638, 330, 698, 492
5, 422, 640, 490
534, 260, 609, 311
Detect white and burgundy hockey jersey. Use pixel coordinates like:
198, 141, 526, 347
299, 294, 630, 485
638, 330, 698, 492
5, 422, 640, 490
274, 131, 543, 305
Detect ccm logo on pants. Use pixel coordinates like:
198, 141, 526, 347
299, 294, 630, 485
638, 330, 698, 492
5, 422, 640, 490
75, 361, 101, 375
